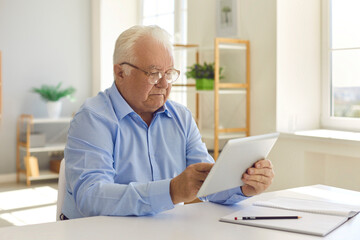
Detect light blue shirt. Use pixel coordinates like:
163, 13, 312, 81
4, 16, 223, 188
63, 83, 248, 218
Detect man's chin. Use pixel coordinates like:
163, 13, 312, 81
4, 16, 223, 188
145, 101, 165, 111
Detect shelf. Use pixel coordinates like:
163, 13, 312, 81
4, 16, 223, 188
16, 114, 69, 186
199, 44, 247, 51
19, 143, 66, 153
28, 170, 59, 181
32, 117, 72, 124
201, 128, 247, 151
218, 44, 247, 50
196, 89, 247, 95
200, 128, 247, 140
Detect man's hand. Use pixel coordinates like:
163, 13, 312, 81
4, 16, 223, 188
241, 159, 274, 197
170, 163, 213, 204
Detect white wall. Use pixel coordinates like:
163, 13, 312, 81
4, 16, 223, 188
236, 0, 277, 135
276, 0, 321, 132
0, 0, 92, 174
268, 134, 360, 192
187, 0, 216, 49
99, 0, 138, 92
92, 0, 138, 95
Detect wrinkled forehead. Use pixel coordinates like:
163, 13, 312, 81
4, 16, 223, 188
133, 35, 174, 69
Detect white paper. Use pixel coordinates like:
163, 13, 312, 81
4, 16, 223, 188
220, 205, 348, 236
253, 197, 359, 217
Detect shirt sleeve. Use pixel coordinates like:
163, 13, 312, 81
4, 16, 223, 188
184, 110, 250, 205
64, 109, 174, 217
199, 186, 249, 205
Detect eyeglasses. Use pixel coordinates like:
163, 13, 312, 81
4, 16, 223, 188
119, 62, 180, 84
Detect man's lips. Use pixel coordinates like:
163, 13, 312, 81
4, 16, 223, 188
150, 93, 165, 96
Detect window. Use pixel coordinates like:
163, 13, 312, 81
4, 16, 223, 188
140, 0, 189, 106
322, 0, 360, 131
141, 0, 175, 38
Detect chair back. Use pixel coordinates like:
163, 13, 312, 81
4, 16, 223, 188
56, 159, 66, 221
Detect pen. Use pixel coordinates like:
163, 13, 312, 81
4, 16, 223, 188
234, 216, 301, 220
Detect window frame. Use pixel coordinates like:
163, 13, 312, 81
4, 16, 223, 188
321, 0, 360, 131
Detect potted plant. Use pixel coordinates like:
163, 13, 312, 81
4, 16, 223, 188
186, 62, 224, 90
32, 82, 76, 118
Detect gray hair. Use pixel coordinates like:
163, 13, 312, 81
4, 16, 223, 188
113, 25, 174, 76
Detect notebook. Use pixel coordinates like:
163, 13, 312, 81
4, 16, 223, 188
220, 197, 360, 236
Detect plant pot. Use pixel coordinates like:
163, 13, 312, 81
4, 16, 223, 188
196, 78, 214, 90
47, 101, 62, 118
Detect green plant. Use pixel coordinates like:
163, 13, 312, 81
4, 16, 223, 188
222, 6, 232, 24
185, 62, 224, 80
222, 6, 232, 13
32, 82, 76, 102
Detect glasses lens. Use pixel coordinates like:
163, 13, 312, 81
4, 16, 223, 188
166, 70, 179, 83
148, 72, 161, 84
147, 69, 179, 84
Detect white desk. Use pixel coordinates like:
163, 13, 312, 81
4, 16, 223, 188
1, 185, 360, 240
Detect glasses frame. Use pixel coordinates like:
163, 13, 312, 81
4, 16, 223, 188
119, 62, 180, 84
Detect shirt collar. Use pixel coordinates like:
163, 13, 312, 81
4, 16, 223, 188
154, 103, 172, 118
108, 83, 134, 120
108, 82, 172, 120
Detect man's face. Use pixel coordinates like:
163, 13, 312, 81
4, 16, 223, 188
115, 36, 173, 116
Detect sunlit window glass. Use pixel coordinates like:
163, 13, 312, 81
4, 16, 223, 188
330, 0, 360, 118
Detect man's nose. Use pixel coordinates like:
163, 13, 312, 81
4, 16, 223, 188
156, 75, 169, 88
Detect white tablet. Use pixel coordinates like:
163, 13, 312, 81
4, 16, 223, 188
196, 132, 279, 198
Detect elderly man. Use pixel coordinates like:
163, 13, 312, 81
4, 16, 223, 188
61, 25, 274, 219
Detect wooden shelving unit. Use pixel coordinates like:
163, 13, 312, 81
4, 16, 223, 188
172, 40, 250, 160
212, 38, 250, 160
16, 114, 71, 186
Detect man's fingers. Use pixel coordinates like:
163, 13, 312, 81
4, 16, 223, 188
241, 159, 275, 197
243, 173, 272, 185
242, 180, 267, 194
170, 163, 214, 204
254, 159, 273, 169
247, 167, 274, 178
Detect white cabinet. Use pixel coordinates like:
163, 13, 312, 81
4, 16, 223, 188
16, 114, 71, 186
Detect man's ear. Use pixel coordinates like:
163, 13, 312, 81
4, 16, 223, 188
114, 64, 125, 79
